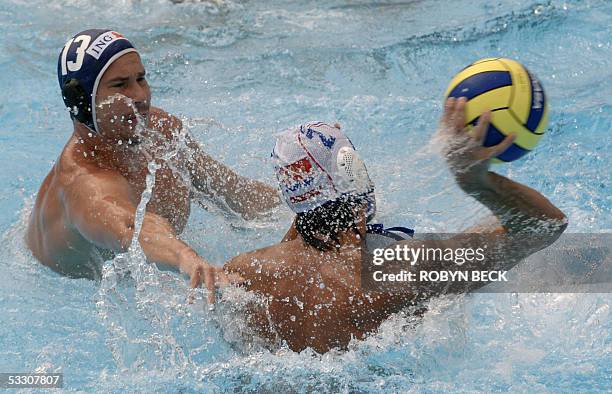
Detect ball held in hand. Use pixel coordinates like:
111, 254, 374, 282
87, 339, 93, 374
445, 58, 548, 163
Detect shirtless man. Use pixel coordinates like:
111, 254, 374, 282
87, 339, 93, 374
26, 29, 280, 300
223, 104, 568, 353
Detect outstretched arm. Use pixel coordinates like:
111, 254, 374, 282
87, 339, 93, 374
183, 133, 281, 220
64, 172, 216, 303
146, 108, 281, 220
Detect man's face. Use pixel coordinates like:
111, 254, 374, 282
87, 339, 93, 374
94, 52, 151, 143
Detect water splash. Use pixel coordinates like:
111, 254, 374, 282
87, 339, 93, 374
94, 95, 198, 373
1, 0, 610, 391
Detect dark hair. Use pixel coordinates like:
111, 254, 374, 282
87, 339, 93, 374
295, 195, 365, 251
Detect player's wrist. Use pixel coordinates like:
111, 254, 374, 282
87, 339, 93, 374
455, 167, 493, 193
177, 247, 199, 273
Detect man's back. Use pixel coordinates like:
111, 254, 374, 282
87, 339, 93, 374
225, 234, 415, 353
222, 116, 567, 354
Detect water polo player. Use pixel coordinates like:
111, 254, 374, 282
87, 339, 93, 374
222, 103, 567, 353
26, 29, 280, 301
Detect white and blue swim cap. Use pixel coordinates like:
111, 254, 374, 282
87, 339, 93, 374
272, 122, 376, 220
57, 29, 137, 132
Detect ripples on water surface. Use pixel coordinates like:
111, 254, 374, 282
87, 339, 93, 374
0, 0, 610, 392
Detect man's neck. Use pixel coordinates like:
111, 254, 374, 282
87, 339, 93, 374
315, 215, 367, 253
336, 227, 364, 250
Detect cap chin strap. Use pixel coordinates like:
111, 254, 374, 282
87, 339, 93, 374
90, 47, 137, 134
366, 224, 414, 240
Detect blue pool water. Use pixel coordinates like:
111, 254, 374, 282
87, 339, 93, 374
0, 0, 610, 392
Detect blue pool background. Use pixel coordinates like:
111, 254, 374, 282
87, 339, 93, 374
0, 0, 610, 392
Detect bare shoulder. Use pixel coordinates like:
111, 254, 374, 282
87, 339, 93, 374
226, 241, 300, 276
224, 241, 310, 298
60, 162, 133, 210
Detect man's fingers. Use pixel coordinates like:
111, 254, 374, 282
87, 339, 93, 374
486, 133, 516, 158
442, 97, 456, 125
453, 97, 467, 132
473, 111, 491, 143
204, 266, 216, 305
189, 265, 216, 306
190, 268, 201, 289
215, 268, 230, 286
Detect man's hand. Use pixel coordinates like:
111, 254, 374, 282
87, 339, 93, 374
435, 97, 567, 237
178, 250, 217, 305
439, 97, 516, 191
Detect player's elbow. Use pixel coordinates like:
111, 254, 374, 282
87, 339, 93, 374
113, 219, 136, 252
538, 211, 568, 249
548, 208, 568, 235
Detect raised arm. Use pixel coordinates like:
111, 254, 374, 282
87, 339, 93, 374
64, 172, 216, 302
442, 97, 567, 238
365, 98, 568, 305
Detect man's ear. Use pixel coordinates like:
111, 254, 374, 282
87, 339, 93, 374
334, 123, 341, 129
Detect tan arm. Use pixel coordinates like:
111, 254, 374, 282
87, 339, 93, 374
363, 99, 569, 307
146, 108, 281, 220
184, 134, 281, 220
64, 172, 216, 299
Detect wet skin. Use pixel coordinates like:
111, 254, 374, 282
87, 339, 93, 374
27, 52, 280, 297
224, 99, 568, 353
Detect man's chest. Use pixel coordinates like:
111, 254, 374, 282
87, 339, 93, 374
126, 164, 192, 232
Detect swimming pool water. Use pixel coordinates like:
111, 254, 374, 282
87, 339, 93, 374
0, 0, 610, 392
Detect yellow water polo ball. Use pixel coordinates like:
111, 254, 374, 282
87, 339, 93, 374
444, 58, 549, 163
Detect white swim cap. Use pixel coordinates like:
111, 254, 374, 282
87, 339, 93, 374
272, 122, 376, 218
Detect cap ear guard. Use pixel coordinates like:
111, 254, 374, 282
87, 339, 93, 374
336, 146, 372, 193
62, 78, 94, 130
336, 146, 376, 220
